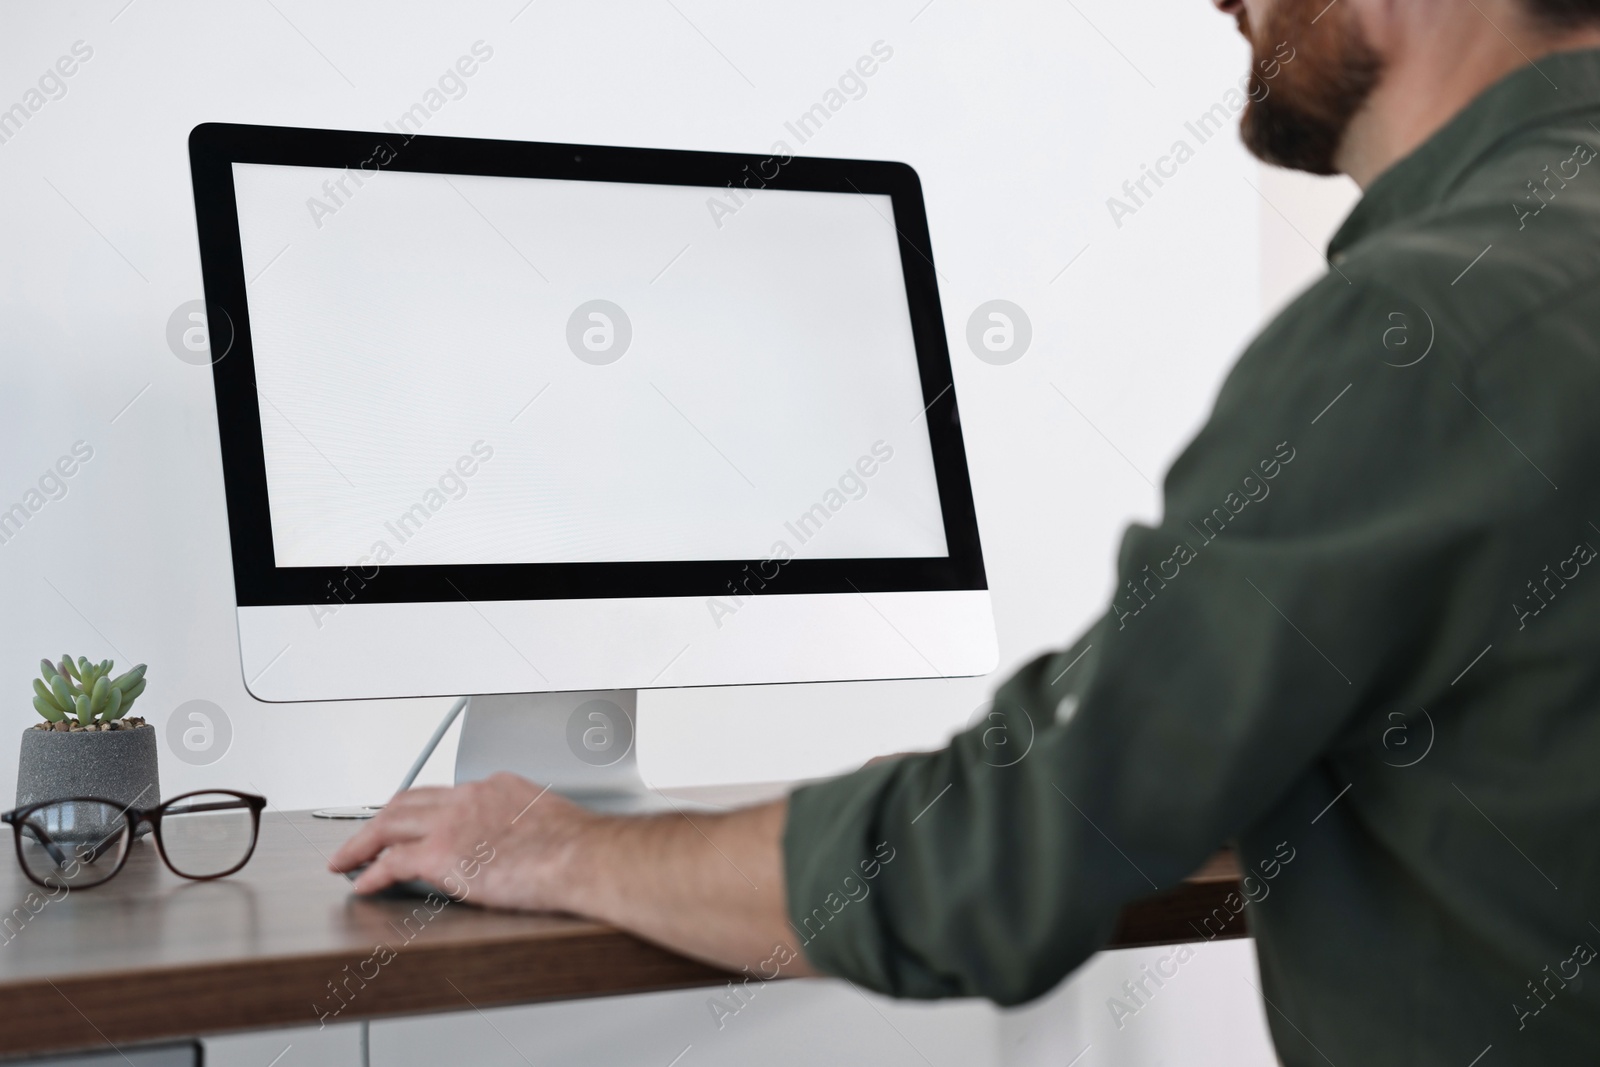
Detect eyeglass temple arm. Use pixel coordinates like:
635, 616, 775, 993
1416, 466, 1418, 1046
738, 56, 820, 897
18, 820, 71, 868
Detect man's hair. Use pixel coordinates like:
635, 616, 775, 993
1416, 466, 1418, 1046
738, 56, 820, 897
1524, 0, 1600, 27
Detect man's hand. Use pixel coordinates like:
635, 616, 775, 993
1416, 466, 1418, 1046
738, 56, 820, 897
327, 773, 816, 978
329, 772, 600, 910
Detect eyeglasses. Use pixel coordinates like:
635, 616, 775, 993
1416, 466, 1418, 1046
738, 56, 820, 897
0, 790, 267, 890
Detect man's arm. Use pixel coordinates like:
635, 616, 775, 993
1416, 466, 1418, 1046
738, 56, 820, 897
337, 276, 1476, 1004
328, 773, 817, 977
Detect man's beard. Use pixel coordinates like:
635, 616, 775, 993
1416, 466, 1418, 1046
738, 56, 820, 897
1239, 0, 1384, 175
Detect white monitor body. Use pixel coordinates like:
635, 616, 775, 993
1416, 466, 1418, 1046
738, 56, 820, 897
238, 592, 996, 701
190, 124, 997, 803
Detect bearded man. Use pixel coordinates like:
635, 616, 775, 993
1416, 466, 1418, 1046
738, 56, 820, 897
335, 1, 1600, 1061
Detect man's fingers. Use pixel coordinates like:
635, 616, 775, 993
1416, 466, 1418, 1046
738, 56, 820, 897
329, 815, 399, 871
328, 789, 455, 869
350, 842, 436, 895
329, 804, 450, 871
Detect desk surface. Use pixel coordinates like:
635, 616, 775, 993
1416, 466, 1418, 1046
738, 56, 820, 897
0, 789, 1245, 1057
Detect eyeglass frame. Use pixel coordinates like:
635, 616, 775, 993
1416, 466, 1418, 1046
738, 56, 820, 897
0, 789, 268, 890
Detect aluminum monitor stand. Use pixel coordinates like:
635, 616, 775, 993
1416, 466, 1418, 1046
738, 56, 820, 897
453, 690, 687, 814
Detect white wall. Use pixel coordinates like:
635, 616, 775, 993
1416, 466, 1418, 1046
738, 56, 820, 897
0, 1, 1356, 1064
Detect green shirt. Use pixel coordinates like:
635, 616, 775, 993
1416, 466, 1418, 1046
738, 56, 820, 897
784, 48, 1600, 1066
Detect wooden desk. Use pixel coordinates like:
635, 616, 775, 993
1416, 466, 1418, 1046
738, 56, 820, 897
0, 793, 1244, 1058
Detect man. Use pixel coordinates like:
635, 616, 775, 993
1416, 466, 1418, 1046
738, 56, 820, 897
333, 0, 1600, 1061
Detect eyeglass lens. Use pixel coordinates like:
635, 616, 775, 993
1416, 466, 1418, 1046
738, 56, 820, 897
17, 798, 131, 889
157, 792, 259, 878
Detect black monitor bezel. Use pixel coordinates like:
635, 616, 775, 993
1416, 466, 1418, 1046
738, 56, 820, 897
188, 122, 986, 607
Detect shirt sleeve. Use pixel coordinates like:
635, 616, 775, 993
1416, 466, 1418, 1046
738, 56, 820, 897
782, 275, 1508, 1004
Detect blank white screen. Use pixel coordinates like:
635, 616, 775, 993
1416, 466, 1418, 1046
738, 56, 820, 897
231, 162, 949, 567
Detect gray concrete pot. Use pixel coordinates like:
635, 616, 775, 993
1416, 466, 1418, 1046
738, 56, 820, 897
16, 725, 161, 822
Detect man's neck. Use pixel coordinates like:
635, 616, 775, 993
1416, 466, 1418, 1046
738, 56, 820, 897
1337, 27, 1600, 188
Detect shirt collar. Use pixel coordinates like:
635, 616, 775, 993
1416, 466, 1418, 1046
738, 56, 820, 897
1328, 46, 1600, 260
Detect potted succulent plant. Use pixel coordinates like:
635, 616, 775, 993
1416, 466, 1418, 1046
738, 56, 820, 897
18, 656, 158, 818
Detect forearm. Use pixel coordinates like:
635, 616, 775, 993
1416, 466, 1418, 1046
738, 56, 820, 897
330, 776, 818, 978
559, 798, 817, 977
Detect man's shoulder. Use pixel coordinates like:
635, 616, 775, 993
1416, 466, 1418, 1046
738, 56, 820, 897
1329, 126, 1600, 359
1213, 161, 1600, 442
1248, 207, 1600, 396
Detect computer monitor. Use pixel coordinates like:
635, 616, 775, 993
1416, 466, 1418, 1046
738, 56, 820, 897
188, 123, 995, 800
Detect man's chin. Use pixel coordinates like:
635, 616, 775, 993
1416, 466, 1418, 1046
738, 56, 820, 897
1236, 0, 1384, 175
1240, 102, 1347, 175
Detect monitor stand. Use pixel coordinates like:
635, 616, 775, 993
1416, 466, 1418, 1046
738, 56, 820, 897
453, 690, 695, 814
